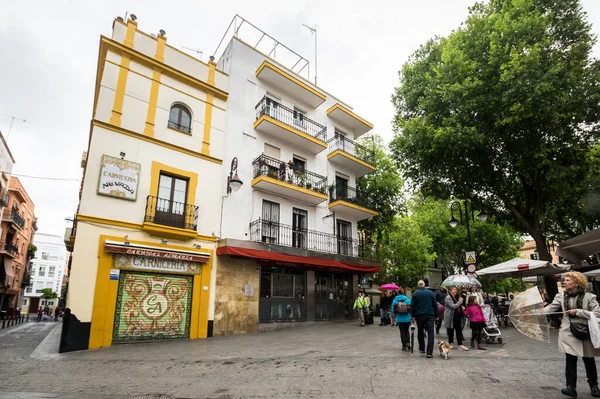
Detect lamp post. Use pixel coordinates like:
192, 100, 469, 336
448, 200, 488, 265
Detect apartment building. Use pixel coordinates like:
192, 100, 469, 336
0, 131, 16, 316
23, 233, 65, 313
214, 17, 380, 335
64, 16, 228, 351
0, 176, 36, 316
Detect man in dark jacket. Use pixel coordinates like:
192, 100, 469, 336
410, 280, 438, 358
434, 286, 447, 334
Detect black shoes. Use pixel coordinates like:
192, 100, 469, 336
426, 354, 433, 358
591, 385, 600, 398
561, 386, 577, 397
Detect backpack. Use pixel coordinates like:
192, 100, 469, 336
394, 299, 409, 314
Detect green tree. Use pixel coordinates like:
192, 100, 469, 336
391, 0, 600, 298
356, 133, 404, 256
40, 288, 58, 304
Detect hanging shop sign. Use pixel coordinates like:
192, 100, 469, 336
113, 254, 202, 275
97, 154, 141, 201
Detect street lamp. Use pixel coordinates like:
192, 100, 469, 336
226, 157, 243, 195
448, 200, 487, 252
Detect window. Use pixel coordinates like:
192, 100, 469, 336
48, 301, 54, 306
38, 266, 46, 277
293, 107, 305, 128
261, 200, 280, 244
45, 282, 53, 288
292, 208, 308, 249
337, 220, 352, 256
168, 104, 192, 133
36, 290, 43, 294
264, 143, 280, 160
50, 256, 58, 261
292, 156, 306, 172
26, 287, 32, 293
23, 298, 27, 305
155, 173, 189, 229
335, 175, 349, 200
49, 266, 55, 278
31, 268, 35, 277
41, 252, 50, 260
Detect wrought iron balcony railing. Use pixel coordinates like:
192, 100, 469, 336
167, 120, 191, 134
253, 154, 327, 194
250, 219, 366, 257
5, 208, 25, 229
144, 195, 199, 231
2, 241, 19, 257
255, 96, 327, 142
329, 184, 375, 210
328, 135, 376, 166
0, 188, 8, 207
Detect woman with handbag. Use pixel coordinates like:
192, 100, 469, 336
544, 271, 600, 398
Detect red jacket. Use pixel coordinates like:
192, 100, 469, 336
464, 304, 487, 323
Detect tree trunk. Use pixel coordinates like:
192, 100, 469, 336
533, 231, 559, 300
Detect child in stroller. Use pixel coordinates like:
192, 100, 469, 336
481, 304, 503, 344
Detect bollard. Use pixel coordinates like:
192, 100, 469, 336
1, 318, 4, 329
26, 314, 29, 322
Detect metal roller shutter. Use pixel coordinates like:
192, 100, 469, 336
113, 271, 193, 342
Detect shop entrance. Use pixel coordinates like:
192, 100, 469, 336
315, 272, 352, 320
113, 271, 193, 342
259, 267, 306, 322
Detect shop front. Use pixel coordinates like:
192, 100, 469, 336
84, 236, 213, 349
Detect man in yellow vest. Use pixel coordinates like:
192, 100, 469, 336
353, 291, 368, 327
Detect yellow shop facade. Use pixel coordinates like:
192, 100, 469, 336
62, 16, 229, 352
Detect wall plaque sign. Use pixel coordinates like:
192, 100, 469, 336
113, 254, 202, 275
97, 154, 141, 201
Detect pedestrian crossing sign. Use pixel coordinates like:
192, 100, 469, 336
465, 251, 476, 264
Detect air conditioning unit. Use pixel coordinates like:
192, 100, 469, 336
80, 151, 88, 168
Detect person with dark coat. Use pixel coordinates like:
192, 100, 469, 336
379, 292, 391, 326
410, 280, 438, 358
434, 286, 447, 334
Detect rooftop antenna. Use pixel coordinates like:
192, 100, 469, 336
3, 114, 26, 140
182, 46, 203, 60
302, 23, 317, 85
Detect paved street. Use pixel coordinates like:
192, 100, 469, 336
0, 318, 591, 398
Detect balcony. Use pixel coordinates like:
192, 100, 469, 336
0, 188, 8, 207
328, 136, 376, 177
254, 96, 327, 154
0, 241, 19, 259
328, 184, 378, 221
326, 103, 373, 138
255, 61, 326, 109
251, 154, 328, 205
250, 219, 366, 257
142, 195, 199, 240
167, 120, 191, 134
3, 208, 25, 230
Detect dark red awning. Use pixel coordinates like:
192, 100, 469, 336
216, 246, 380, 273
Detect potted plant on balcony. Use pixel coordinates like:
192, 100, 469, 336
306, 182, 313, 190
287, 160, 294, 168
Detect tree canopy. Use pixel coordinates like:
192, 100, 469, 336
390, 0, 600, 296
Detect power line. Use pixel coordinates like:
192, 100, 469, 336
8, 173, 79, 182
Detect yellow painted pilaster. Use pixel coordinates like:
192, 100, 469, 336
124, 18, 137, 48
89, 235, 118, 349
144, 69, 162, 137
197, 253, 213, 338
201, 93, 214, 155
207, 60, 216, 86
154, 34, 166, 62
109, 54, 131, 127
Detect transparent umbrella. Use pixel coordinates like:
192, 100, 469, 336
441, 274, 481, 289
508, 286, 551, 342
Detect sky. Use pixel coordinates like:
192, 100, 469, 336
1, 0, 600, 238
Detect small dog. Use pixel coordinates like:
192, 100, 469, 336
438, 340, 451, 360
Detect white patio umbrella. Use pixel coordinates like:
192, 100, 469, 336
476, 258, 571, 278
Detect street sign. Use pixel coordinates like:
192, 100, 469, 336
466, 264, 477, 275
465, 251, 477, 264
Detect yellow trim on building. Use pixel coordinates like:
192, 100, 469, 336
207, 60, 216, 86
326, 103, 374, 130
109, 54, 131, 127
328, 200, 378, 216
253, 115, 327, 149
327, 149, 376, 171
142, 222, 198, 241
143, 69, 162, 137
202, 93, 214, 155
256, 60, 326, 103
92, 120, 223, 165
251, 175, 328, 200
154, 35, 166, 62
123, 18, 137, 48
89, 234, 214, 349
75, 213, 218, 242
101, 37, 228, 101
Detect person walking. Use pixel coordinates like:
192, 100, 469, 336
389, 290, 398, 327
36, 306, 43, 322
353, 291, 368, 327
380, 291, 391, 326
464, 296, 487, 350
544, 271, 600, 398
434, 286, 447, 334
54, 307, 60, 322
392, 287, 412, 350
410, 280, 438, 358
444, 287, 469, 351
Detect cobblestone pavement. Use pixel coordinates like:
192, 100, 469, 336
0, 318, 595, 398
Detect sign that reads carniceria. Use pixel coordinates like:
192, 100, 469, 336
114, 254, 201, 275
97, 155, 141, 201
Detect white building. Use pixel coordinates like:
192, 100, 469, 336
23, 233, 66, 313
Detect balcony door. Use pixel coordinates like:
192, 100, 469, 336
261, 200, 280, 244
337, 220, 352, 256
156, 173, 188, 229
292, 208, 307, 249
335, 176, 348, 201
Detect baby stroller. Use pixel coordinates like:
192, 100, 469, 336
481, 305, 503, 344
